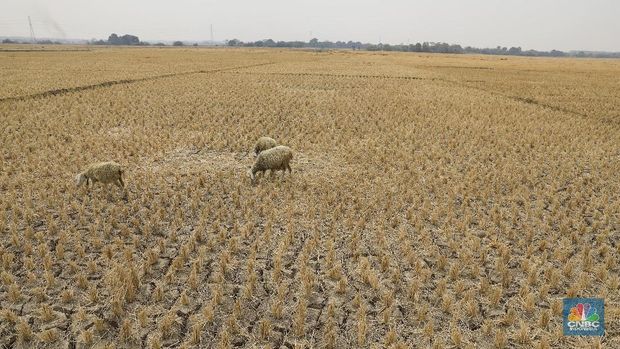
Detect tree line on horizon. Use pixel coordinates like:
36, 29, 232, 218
227, 38, 620, 58
3, 33, 618, 58
89, 34, 193, 47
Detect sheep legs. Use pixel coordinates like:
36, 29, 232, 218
252, 166, 291, 184
281, 164, 292, 179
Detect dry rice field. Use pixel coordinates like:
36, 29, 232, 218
0, 46, 619, 348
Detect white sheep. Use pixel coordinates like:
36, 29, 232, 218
254, 137, 277, 156
249, 145, 293, 183
75, 161, 125, 190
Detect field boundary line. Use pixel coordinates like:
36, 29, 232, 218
0, 62, 274, 103
411, 66, 593, 119
219, 70, 425, 81
222, 69, 590, 118
0, 49, 92, 53
436, 77, 590, 118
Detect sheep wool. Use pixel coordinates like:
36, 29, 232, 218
254, 137, 277, 156
250, 145, 293, 182
76, 161, 125, 189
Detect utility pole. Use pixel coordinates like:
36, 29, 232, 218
28, 16, 36, 44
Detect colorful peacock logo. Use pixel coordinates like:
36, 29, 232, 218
563, 298, 604, 336
567, 303, 599, 322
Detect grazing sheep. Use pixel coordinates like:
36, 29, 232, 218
254, 137, 277, 156
75, 161, 125, 190
249, 145, 293, 183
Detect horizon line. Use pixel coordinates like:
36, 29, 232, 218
1, 35, 619, 54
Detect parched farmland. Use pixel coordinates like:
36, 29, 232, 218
0, 47, 619, 348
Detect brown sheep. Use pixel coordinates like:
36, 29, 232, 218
254, 137, 277, 156
249, 146, 293, 183
75, 161, 125, 190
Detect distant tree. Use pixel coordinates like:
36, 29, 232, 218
227, 39, 241, 46
153, 42, 166, 46
107, 33, 140, 45
450, 44, 464, 53
508, 46, 522, 55
36, 39, 59, 45
173, 41, 184, 46
121, 34, 140, 45
108, 33, 119, 44
2, 39, 17, 44
549, 49, 565, 57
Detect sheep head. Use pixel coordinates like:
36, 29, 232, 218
75, 173, 87, 186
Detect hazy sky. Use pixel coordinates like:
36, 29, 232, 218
1, 0, 619, 51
